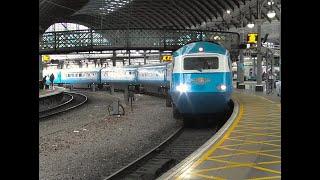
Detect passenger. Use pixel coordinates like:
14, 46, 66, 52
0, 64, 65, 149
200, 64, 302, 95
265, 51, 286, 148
50, 73, 55, 90
42, 76, 47, 90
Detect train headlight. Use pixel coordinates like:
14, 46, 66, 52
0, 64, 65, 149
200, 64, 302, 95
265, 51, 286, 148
176, 84, 188, 93
218, 84, 227, 91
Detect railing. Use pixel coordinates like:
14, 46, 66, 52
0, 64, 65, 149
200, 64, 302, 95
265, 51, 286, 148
39, 28, 240, 58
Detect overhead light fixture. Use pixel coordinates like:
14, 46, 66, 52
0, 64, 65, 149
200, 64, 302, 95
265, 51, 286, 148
267, 1, 275, 5
267, 10, 276, 18
247, 22, 254, 28
226, 10, 231, 14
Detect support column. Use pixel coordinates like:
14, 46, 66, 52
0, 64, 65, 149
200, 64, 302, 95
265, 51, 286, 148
112, 50, 116, 67
128, 50, 131, 65
143, 50, 147, 65
159, 51, 162, 63
39, 55, 43, 81
110, 84, 114, 95
253, 56, 256, 79
124, 87, 129, 105
237, 31, 245, 89
255, 19, 264, 92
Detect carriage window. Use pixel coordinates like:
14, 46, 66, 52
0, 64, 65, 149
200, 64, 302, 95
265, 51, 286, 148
184, 57, 219, 70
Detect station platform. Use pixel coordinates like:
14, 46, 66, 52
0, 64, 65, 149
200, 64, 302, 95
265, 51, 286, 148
160, 90, 281, 179
39, 86, 65, 98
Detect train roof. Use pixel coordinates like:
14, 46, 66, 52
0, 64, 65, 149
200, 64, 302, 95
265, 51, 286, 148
62, 68, 102, 72
173, 41, 227, 57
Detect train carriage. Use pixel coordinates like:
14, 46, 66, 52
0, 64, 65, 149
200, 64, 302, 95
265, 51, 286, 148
60, 68, 101, 84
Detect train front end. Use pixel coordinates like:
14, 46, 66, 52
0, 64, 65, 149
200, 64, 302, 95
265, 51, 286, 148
170, 41, 233, 115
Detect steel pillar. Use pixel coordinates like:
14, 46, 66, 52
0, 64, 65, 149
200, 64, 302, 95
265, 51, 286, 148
128, 50, 131, 65
237, 31, 245, 89
253, 56, 256, 78
143, 50, 147, 65
112, 50, 116, 67
39, 55, 43, 81
255, 19, 264, 91
159, 51, 162, 63
124, 87, 129, 105
110, 84, 114, 95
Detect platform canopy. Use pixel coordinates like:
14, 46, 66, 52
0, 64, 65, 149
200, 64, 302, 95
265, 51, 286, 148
39, 0, 281, 34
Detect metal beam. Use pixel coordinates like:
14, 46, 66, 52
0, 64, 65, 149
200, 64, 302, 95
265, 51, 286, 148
204, 0, 224, 18
171, 0, 198, 27
192, 0, 218, 19
230, 0, 241, 8
174, 1, 204, 26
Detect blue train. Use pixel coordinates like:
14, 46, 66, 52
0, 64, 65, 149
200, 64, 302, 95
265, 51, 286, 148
43, 41, 233, 118
169, 41, 233, 118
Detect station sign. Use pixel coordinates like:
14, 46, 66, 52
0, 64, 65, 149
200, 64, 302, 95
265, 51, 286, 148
162, 55, 173, 61
247, 33, 258, 44
42, 55, 51, 63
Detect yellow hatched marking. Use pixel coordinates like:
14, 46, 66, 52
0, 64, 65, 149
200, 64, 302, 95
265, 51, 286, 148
230, 131, 281, 138
216, 147, 281, 159
175, 94, 281, 180
232, 129, 281, 134
239, 122, 280, 126
206, 158, 280, 167
194, 160, 280, 175
226, 138, 280, 144
218, 141, 280, 148
208, 149, 280, 159
247, 175, 281, 180
228, 134, 280, 139
234, 126, 280, 131
191, 173, 226, 180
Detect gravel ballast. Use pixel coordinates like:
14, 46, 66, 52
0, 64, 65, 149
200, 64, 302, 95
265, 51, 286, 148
39, 91, 182, 180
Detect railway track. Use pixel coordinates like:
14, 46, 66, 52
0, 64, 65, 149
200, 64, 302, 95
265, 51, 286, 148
105, 102, 233, 180
39, 92, 88, 119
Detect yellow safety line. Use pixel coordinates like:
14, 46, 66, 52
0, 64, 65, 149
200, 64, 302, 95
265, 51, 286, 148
175, 99, 244, 179
246, 175, 281, 180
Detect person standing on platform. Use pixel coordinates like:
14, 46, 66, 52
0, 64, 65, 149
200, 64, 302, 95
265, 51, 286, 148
42, 76, 47, 90
50, 73, 55, 90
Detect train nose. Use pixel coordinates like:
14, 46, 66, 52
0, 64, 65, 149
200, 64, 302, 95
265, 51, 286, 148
171, 92, 230, 114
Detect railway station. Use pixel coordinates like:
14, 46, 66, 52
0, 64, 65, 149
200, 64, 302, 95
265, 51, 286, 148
39, 0, 281, 179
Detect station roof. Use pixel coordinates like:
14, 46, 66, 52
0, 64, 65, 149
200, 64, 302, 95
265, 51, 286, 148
39, 0, 280, 34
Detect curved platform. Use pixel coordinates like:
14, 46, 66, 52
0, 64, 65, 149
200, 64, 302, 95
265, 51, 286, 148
39, 87, 65, 99
159, 91, 281, 179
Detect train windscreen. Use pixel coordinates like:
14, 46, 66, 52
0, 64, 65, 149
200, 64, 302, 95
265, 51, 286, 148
184, 57, 219, 70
